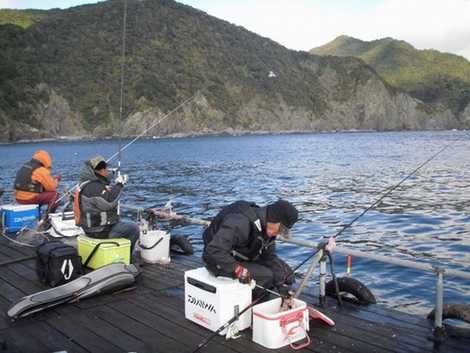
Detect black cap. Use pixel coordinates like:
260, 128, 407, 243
266, 200, 298, 229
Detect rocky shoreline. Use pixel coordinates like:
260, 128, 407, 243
1, 127, 464, 146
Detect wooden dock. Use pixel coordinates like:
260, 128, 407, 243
0, 236, 468, 353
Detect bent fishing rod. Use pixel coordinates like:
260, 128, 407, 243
289, 144, 449, 275
51, 90, 203, 209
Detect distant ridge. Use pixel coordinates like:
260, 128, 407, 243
311, 35, 470, 115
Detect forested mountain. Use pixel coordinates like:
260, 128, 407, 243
0, 1, 461, 142
311, 35, 470, 119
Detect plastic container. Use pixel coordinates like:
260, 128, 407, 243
77, 235, 130, 269
0, 204, 39, 232
48, 211, 85, 238
252, 297, 310, 349
139, 229, 170, 264
184, 267, 252, 335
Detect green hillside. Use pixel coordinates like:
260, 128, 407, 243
0, 9, 50, 28
311, 35, 470, 114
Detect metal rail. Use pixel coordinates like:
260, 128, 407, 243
282, 238, 470, 280
281, 237, 470, 338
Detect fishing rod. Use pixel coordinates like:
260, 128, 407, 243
116, 0, 128, 216
287, 143, 450, 285
51, 90, 203, 209
273, 145, 450, 304
190, 291, 269, 353
106, 92, 202, 164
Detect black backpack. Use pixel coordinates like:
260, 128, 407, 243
36, 241, 84, 287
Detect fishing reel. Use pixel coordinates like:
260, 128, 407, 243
279, 284, 295, 311
108, 167, 119, 176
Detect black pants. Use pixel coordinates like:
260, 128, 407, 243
241, 261, 275, 299
204, 258, 294, 299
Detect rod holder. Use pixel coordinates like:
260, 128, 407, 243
432, 267, 447, 344
319, 259, 327, 307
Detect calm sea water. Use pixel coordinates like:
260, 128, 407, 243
1, 131, 469, 315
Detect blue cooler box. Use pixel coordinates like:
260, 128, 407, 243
0, 204, 40, 232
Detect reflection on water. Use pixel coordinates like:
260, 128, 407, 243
0, 130, 469, 315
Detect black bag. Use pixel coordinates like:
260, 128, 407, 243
36, 241, 84, 287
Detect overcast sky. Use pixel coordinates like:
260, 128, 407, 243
1, 0, 470, 60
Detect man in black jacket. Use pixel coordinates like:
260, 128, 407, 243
74, 156, 139, 254
202, 200, 298, 297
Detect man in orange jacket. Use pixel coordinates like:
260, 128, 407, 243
14, 150, 61, 213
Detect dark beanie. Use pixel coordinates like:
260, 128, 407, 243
266, 200, 298, 229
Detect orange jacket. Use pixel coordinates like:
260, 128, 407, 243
15, 150, 59, 201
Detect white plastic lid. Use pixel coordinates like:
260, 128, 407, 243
1, 204, 39, 211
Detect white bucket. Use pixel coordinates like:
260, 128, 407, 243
139, 230, 170, 264
252, 297, 310, 349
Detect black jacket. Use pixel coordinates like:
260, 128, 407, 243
202, 201, 279, 276
77, 162, 122, 236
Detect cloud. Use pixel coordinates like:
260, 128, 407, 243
179, 0, 470, 60
0, 0, 103, 10
0, 0, 16, 8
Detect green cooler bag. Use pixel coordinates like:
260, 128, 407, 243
77, 235, 130, 269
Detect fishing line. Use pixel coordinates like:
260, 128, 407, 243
51, 0, 206, 206
116, 0, 128, 217
291, 144, 449, 273
52, 89, 204, 208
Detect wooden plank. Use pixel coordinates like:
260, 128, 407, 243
0, 295, 13, 330
0, 324, 50, 353
139, 267, 184, 291
309, 310, 431, 353
313, 295, 433, 332
0, 237, 35, 258
7, 261, 39, 282
6, 321, 91, 353
46, 312, 123, 353
98, 302, 228, 353
65, 309, 151, 353
0, 266, 44, 297
0, 278, 25, 303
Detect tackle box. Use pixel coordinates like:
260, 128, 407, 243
77, 235, 130, 269
252, 297, 310, 349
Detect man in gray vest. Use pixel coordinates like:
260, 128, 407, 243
74, 156, 140, 257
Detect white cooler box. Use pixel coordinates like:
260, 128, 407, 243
184, 267, 252, 335
0, 204, 39, 232
252, 297, 310, 349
